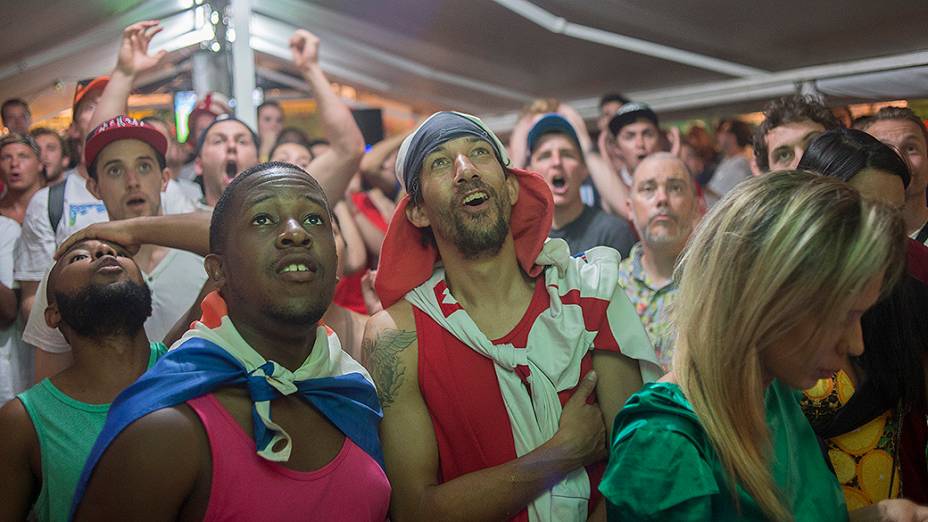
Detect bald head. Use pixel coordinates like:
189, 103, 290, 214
633, 153, 691, 187
628, 152, 700, 251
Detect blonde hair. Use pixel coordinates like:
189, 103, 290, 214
672, 171, 905, 520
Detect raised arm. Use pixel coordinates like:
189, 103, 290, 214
55, 211, 212, 260
560, 103, 632, 219
359, 133, 406, 194
333, 202, 367, 275
364, 304, 606, 522
89, 20, 166, 131
292, 30, 365, 204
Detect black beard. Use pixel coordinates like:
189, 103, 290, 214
55, 279, 152, 339
434, 180, 511, 260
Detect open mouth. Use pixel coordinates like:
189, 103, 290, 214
225, 161, 238, 179
126, 196, 146, 207
551, 176, 566, 189
462, 191, 488, 207
280, 263, 313, 273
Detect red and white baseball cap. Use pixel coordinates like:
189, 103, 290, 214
84, 115, 167, 168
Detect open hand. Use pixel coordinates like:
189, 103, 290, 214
55, 221, 141, 260
117, 20, 167, 77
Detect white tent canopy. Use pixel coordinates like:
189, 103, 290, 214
2, 0, 927, 130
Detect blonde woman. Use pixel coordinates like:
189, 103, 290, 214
599, 171, 926, 520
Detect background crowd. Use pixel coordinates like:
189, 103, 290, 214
0, 14, 927, 522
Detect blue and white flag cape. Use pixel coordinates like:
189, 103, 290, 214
70, 291, 383, 519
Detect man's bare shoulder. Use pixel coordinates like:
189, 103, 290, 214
0, 397, 38, 456
368, 300, 416, 333
75, 403, 210, 521
362, 301, 419, 409
93, 403, 207, 479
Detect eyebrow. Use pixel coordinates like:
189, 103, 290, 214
429, 137, 487, 156
243, 191, 327, 208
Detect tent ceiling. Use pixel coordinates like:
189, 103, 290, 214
1, 0, 927, 125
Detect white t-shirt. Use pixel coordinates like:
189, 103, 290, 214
163, 178, 199, 214
15, 173, 198, 283
23, 248, 207, 353
14, 171, 108, 282
0, 216, 31, 403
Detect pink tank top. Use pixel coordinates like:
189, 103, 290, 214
187, 394, 391, 522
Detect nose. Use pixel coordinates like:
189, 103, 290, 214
453, 154, 480, 183
125, 166, 142, 189
276, 218, 312, 248
550, 150, 563, 167
840, 319, 865, 358
654, 184, 669, 205
634, 134, 646, 149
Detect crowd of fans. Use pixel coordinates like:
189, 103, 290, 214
0, 18, 927, 522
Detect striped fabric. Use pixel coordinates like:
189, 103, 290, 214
406, 238, 662, 522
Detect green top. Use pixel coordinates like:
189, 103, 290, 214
17, 342, 167, 522
599, 380, 847, 521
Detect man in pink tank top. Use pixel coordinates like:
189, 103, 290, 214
365, 112, 662, 522
71, 161, 389, 521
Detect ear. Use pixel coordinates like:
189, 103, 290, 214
204, 254, 226, 288
86, 176, 102, 200
194, 157, 203, 177
505, 173, 519, 206
44, 302, 61, 329
625, 191, 633, 218
161, 167, 171, 192
405, 202, 431, 229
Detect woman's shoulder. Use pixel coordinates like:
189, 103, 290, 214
601, 382, 722, 519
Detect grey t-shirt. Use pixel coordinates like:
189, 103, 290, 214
549, 205, 636, 258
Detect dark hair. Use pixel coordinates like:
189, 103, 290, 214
857, 275, 928, 411
257, 101, 283, 116
599, 93, 629, 109
718, 119, 753, 148
797, 127, 910, 188
855, 106, 928, 146
307, 138, 330, 148
209, 161, 330, 254
87, 142, 167, 180
1, 98, 30, 120
753, 95, 840, 172
268, 136, 311, 162
277, 127, 310, 147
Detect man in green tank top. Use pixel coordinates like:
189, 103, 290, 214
0, 238, 167, 521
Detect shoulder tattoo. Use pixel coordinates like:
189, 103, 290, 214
363, 328, 417, 408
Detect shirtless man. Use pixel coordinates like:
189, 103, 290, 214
364, 111, 661, 521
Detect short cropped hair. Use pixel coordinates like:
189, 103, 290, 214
209, 161, 330, 254
854, 106, 928, 145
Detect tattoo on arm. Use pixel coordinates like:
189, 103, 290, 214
364, 329, 417, 408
